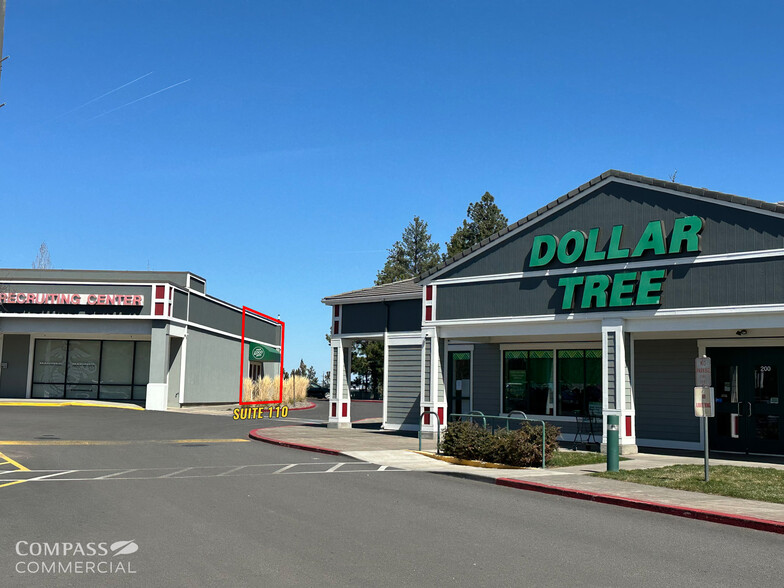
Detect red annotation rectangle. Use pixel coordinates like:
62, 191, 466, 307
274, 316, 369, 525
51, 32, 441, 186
239, 306, 285, 406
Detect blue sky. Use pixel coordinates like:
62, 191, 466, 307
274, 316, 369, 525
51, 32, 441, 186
2, 1, 784, 376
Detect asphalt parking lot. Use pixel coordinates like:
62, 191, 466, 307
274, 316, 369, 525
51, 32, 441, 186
1, 402, 783, 588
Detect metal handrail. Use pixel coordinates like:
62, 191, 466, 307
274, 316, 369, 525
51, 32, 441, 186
507, 411, 528, 430
418, 410, 441, 454
448, 412, 548, 469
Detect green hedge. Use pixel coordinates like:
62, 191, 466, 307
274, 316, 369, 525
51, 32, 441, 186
441, 421, 560, 467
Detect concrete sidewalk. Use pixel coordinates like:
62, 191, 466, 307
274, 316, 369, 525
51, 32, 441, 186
249, 424, 784, 532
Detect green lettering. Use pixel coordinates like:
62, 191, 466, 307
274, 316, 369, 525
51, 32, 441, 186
609, 272, 637, 307
636, 269, 666, 305
581, 274, 611, 308
669, 215, 703, 254
584, 228, 606, 262
530, 234, 557, 268
632, 220, 667, 257
606, 225, 630, 260
558, 276, 585, 310
557, 230, 586, 265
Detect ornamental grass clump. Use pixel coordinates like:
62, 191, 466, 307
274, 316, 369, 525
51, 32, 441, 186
241, 375, 309, 406
441, 420, 560, 467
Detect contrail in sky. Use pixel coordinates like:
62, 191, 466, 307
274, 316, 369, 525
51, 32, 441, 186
90, 78, 191, 120
44, 71, 153, 123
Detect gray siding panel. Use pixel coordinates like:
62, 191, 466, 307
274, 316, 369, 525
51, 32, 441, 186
386, 345, 421, 426
607, 333, 616, 410
471, 343, 501, 415
0, 335, 30, 398
635, 339, 700, 443
424, 338, 431, 402
173, 291, 188, 320
341, 302, 386, 334
189, 295, 279, 344
182, 328, 241, 404
341, 300, 422, 334
388, 299, 422, 332
331, 348, 338, 399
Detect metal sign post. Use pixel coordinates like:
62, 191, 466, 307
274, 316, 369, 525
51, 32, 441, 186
695, 355, 714, 482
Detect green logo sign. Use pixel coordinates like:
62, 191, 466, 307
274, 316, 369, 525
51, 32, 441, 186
528, 216, 703, 310
249, 343, 281, 363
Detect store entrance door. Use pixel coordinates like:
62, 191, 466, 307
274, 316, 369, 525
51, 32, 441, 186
448, 351, 471, 417
709, 347, 783, 454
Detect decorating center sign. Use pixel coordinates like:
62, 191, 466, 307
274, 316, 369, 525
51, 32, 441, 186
529, 215, 703, 310
0, 292, 144, 306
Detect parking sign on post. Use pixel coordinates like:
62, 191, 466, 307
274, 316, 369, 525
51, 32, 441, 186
695, 356, 711, 387
695, 355, 713, 481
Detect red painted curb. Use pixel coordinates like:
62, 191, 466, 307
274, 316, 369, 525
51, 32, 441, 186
496, 478, 784, 535
288, 402, 316, 411
248, 428, 342, 456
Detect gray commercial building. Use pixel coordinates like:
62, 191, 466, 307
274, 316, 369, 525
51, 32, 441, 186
323, 170, 784, 455
0, 270, 281, 409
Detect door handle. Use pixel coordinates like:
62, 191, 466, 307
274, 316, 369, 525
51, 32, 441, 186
746, 401, 753, 417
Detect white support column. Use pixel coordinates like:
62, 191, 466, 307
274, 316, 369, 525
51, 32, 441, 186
328, 338, 352, 428
420, 327, 445, 438
146, 322, 170, 411
601, 319, 637, 454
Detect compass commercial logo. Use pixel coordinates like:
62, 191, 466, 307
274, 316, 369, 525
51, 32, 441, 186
14, 540, 139, 575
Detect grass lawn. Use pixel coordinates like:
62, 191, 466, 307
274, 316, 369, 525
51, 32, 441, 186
548, 450, 609, 468
595, 465, 784, 504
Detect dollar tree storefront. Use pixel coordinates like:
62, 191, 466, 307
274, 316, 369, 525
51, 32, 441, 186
324, 170, 784, 455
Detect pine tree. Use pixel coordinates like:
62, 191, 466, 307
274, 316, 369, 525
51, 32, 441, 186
446, 192, 508, 258
376, 216, 441, 285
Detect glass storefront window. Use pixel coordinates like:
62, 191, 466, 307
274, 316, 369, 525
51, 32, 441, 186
503, 348, 601, 417
31, 339, 150, 401
503, 350, 554, 415
32, 340, 67, 398
101, 341, 134, 385
558, 349, 602, 417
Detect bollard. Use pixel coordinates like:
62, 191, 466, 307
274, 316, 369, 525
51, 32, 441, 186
607, 414, 620, 472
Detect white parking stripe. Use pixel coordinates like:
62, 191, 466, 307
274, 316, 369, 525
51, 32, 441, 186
325, 463, 343, 472
27, 470, 77, 481
216, 465, 249, 476
158, 467, 193, 478
95, 469, 138, 479
273, 463, 298, 474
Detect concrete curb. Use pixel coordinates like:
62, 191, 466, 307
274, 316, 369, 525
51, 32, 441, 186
248, 428, 342, 456
494, 478, 784, 535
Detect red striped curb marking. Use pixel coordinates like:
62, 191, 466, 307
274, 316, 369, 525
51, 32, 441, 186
248, 428, 342, 456
496, 478, 784, 535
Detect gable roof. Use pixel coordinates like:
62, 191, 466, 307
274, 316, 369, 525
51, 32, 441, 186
416, 169, 784, 283
322, 278, 421, 305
